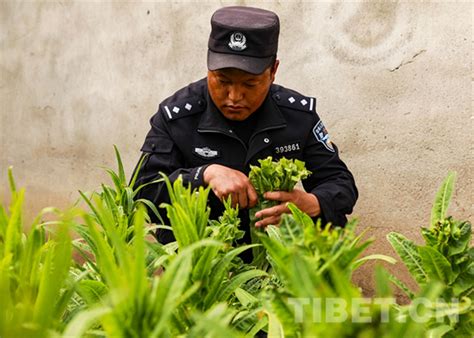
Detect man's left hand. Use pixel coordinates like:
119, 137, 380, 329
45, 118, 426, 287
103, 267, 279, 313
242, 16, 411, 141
254, 189, 321, 228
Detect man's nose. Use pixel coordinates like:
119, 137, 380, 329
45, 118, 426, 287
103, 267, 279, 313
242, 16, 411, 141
227, 85, 243, 102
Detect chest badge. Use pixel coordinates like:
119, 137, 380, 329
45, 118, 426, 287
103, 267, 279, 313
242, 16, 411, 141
194, 146, 220, 159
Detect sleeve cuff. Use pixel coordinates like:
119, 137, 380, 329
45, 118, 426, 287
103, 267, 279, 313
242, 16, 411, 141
311, 190, 347, 227
189, 164, 211, 189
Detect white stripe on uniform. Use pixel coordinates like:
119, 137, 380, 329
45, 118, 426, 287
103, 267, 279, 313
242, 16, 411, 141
164, 106, 172, 119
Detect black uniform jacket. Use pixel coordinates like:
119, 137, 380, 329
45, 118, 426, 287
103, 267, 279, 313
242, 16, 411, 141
134, 78, 358, 244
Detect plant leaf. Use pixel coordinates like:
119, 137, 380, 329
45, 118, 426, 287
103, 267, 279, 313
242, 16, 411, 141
352, 254, 397, 271
76, 279, 108, 305
430, 172, 456, 228
418, 246, 455, 284
216, 269, 267, 303
374, 265, 392, 298
266, 310, 285, 338
387, 232, 428, 285
448, 221, 471, 257
387, 273, 415, 300
62, 306, 111, 338
426, 324, 453, 338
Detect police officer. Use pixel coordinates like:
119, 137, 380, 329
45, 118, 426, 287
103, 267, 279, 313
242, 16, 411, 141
134, 6, 358, 244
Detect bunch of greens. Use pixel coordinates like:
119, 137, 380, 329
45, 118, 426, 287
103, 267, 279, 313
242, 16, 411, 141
387, 172, 473, 337
248, 156, 311, 228
249, 157, 312, 195
248, 156, 311, 265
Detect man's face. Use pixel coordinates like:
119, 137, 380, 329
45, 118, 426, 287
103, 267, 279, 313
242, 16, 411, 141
207, 62, 279, 121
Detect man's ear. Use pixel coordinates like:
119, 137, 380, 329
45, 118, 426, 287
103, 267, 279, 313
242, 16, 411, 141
270, 59, 280, 82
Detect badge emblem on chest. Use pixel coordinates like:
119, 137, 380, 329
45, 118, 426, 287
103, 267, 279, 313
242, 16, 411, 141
194, 146, 219, 159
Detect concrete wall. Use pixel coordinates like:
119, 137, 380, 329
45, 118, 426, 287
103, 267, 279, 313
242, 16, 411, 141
1, 1, 472, 296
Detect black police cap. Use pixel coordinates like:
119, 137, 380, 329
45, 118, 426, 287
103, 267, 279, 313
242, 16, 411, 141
207, 6, 279, 75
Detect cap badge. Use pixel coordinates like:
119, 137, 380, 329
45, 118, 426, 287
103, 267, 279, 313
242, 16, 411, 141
228, 32, 247, 51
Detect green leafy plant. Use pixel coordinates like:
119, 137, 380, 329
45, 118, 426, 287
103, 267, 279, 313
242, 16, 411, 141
69, 146, 165, 306
250, 199, 465, 338
263, 264, 450, 338
259, 203, 395, 289
59, 151, 239, 336
160, 175, 268, 333
254, 204, 458, 338
387, 172, 473, 337
249, 156, 311, 215
77, 145, 162, 245
0, 168, 74, 337
65, 205, 225, 337
3, 147, 471, 337
160, 174, 212, 249
67, 150, 268, 336
248, 156, 311, 264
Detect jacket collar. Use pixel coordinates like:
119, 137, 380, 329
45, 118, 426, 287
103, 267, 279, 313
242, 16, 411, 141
197, 83, 286, 133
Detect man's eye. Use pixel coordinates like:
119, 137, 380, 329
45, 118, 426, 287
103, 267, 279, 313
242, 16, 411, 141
244, 83, 256, 88
219, 79, 231, 84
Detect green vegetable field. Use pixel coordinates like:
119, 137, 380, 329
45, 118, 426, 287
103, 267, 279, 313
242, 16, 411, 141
0, 149, 472, 337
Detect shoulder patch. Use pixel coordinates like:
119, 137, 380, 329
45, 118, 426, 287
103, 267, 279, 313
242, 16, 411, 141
272, 90, 316, 113
161, 96, 206, 122
312, 120, 335, 152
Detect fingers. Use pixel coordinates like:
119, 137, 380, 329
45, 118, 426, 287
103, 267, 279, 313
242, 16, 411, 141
247, 185, 258, 208
237, 191, 248, 209
263, 190, 292, 202
254, 203, 290, 228
205, 165, 255, 208
218, 192, 240, 208
255, 203, 290, 219
219, 185, 256, 209
255, 215, 281, 228
232, 185, 256, 209
232, 185, 257, 209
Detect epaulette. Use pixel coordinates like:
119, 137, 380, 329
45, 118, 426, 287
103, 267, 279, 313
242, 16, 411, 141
271, 88, 316, 114
161, 95, 207, 122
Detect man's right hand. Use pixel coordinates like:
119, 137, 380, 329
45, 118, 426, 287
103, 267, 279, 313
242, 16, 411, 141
203, 164, 258, 209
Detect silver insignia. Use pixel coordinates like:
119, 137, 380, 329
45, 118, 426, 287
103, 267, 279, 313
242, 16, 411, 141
228, 32, 247, 51
195, 147, 218, 158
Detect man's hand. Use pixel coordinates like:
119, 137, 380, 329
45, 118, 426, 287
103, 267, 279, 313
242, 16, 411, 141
254, 189, 321, 228
203, 164, 258, 209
